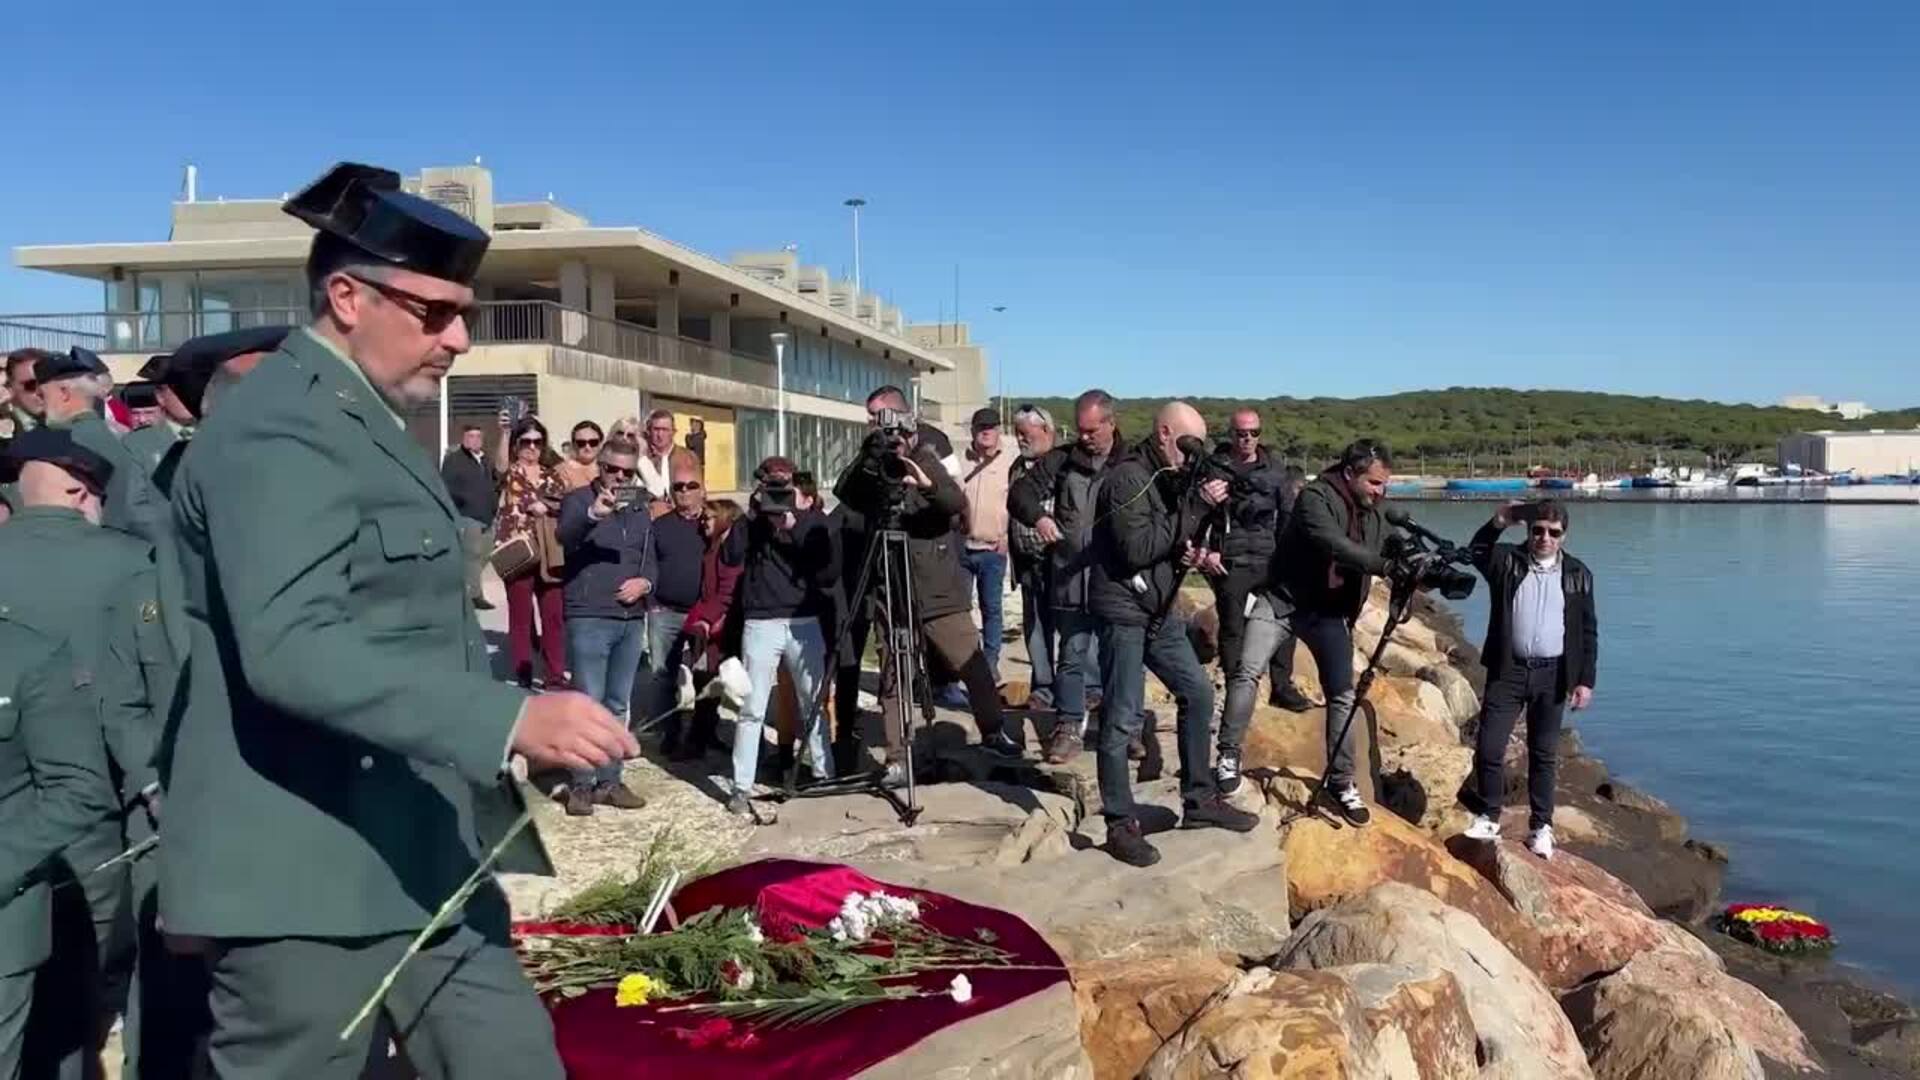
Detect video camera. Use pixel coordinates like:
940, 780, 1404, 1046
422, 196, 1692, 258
752, 474, 798, 516
1174, 434, 1240, 489
1382, 508, 1477, 601
870, 408, 918, 483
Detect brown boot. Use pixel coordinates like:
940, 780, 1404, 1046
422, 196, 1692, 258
563, 787, 595, 817
1044, 723, 1082, 765
595, 782, 648, 810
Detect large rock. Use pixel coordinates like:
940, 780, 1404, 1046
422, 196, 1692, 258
1270, 780, 1543, 973
1366, 676, 1456, 752
1596, 781, 1689, 843
741, 781, 1078, 871
1138, 964, 1479, 1080
1447, 837, 1664, 988
1280, 883, 1593, 1080
1562, 949, 1824, 1078
858, 980, 1093, 1079
1244, 709, 1378, 803
1073, 955, 1240, 1080
1419, 664, 1480, 733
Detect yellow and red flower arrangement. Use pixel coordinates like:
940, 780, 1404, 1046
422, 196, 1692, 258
1715, 904, 1835, 954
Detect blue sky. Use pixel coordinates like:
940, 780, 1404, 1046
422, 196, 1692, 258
3, 3, 1914, 406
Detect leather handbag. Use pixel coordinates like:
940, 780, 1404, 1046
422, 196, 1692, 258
534, 517, 566, 583
490, 534, 540, 582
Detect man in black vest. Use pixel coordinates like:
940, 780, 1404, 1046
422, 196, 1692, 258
1461, 499, 1598, 860
441, 423, 501, 610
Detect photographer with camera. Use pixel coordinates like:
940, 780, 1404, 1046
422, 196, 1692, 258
1461, 500, 1597, 860
555, 435, 656, 815
1008, 389, 1120, 764
721, 456, 838, 816
834, 396, 1021, 785
1220, 439, 1396, 826
1090, 401, 1259, 868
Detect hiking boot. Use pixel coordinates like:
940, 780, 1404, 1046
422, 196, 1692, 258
982, 731, 1024, 760
1182, 794, 1259, 833
1464, 813, 1501, 841
1320, 783, 1372, 827
563, 787, 595, 817
594, 782, 647, 810
1527, 825, 1555, 861
881, 762, 908, 790
1044, 724, 1082, 765
1214, 752, 1242, 795
725, 792, 753, 818
1269, 683, 1312, 712
1101, 818, 1162, 868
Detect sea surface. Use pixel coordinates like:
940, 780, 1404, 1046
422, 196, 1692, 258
1400, 498, 1920, 995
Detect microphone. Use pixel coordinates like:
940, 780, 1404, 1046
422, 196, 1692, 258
1175, 434, 1209, 463
1384, 507, 1455, 551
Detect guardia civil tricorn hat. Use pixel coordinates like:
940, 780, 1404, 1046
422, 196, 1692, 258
283, 163, 490, 285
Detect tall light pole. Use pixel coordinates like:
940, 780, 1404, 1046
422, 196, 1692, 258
770, 331, 790, 455
990, 305, 1008, 422
843, 197, 867, 311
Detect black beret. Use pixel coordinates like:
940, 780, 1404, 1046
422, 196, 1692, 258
163, 325, 291, 418
285, 162, 490, 286
2, 427, 114, 490
35, 346, 110, 385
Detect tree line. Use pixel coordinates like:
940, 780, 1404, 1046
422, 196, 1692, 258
1010, 388, 1920, 475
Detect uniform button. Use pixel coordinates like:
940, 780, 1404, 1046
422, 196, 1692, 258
359, 755, 374, 770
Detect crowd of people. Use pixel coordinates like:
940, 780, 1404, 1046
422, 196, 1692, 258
0, 157, 1597, 1079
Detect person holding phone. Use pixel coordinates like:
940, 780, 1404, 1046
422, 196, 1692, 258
555, 435, 655, 815
495, 416, 569, 689
1462, 499, 1598, 860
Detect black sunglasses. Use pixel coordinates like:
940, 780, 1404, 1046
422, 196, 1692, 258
1231, 428, 1261, 438
671, 480, 703, 492
1530, 525, 1565, 538
573, 437, 602, 448
516, 435, 545, 445
15, 379, 38, 393
600, 463, 638, 479
346, 274, 475, 333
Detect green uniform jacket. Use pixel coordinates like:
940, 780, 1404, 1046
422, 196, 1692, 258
61, 411, 171, 548
160, 328, 525, 939
0, 622, 115, 975
121, 421, 187, 480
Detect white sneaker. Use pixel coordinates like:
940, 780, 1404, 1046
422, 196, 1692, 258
1527, 825, 1554, 860
1464, 814, 1501, 841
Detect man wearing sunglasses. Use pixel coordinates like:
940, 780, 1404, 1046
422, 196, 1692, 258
3, 349, 48, 439
159, 162, 633, 1078
1462, 499, 1598, 861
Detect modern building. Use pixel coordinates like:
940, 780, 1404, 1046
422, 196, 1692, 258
4, 163, 989, 491
1778, 430, 1920, 477
1779, 395, 1875, 421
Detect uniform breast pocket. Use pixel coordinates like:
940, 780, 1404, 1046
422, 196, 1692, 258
374, 511, 455, 564
367, 510, 459, 632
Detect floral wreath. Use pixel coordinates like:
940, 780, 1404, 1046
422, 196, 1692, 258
1715, 904, 1834, 954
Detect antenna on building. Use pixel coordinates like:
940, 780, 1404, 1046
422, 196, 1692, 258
183, 164, 198, 204
474, 155, 484, 165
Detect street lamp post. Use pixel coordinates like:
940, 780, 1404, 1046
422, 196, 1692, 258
770, 331, 790, 455
990, 305, 1007, 422
844, 197, 867, 310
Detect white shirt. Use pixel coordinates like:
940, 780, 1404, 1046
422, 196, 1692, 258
636, 448, 675, 498
1510, 555, 1566, 660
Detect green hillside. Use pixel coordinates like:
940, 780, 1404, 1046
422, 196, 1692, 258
1009, 389, 1920, 475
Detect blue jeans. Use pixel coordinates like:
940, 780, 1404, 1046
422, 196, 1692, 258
1018, 568, 1056, 694
1096, 616, 1216, 821
1054, 609, 1102, 727
734, 617, 832, 796
643, 608, 689, 727
961, 549, 1008, 678
567, 616, 647, 788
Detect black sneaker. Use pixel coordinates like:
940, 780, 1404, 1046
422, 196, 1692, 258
1182, 794, 1259, 833
1320, 783, 1372, 826
1102, 818, 1162, 868
1269, 684, 1313, 712
982, 731, 1024, 760
1215, 752, 1242, 795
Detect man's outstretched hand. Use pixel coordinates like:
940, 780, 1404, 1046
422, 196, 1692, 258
513, 692, 639, 772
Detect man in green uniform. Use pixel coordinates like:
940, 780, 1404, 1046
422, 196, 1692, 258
120, 356, 185, 479
0, 603, 116, 1080
161, 162, 637, 1079
36, 348, 170, 547
131, 327, 291, 500
0, 428, 193, 1079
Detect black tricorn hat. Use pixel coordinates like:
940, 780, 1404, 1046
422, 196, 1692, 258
137, 354, 171, 381
35, 346, 110, 385
163, 325, 291, 418
284, 163, 490, 285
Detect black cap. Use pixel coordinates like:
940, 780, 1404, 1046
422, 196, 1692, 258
137, 355, 171, 381
1, 427, 114, 490
163, 325, 291, 418
285, 162, 490, 285
969, 406, 1002, 430
34, 346, 109, 385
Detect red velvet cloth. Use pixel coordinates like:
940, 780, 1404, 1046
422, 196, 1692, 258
517, 859, 1067, 1080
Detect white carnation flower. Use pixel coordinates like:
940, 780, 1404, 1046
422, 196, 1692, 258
947, 974, 973, 1004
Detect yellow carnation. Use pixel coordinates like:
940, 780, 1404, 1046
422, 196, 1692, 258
615, 973, 662, 1007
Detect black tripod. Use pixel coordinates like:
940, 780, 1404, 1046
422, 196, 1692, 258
1283, 574, 1419, 829
773, 515, 933, 826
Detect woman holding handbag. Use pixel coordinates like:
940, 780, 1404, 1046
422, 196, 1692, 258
494, 417, 570, 689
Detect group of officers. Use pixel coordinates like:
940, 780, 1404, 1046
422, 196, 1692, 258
0, 155, 1600, 1079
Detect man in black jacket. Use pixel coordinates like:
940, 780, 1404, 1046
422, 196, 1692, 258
1461, 500, 1598, 861
1008, 389, 1119, 764
1089, 401, 1260, 867
836, 415, 1020, 785
441, 422, 500, 610
1239, 439, 1395, 826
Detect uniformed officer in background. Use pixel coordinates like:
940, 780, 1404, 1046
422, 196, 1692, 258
160, 162, 637, 1079
0, 432, 120, 1080
36, 347, 169, 547
136, 327, 290, 499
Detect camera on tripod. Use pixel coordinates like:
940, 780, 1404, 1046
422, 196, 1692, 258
751, 474, 798, 516
1382, 508, 1477, 601
871, 407, 918, 483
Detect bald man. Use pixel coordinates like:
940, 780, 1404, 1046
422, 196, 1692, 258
1086, 401, 1259, 867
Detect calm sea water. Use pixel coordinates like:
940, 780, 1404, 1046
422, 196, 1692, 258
1402, 499, 1920, 994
